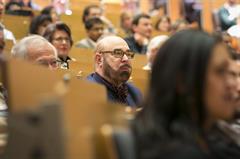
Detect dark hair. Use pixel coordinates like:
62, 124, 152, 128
82, 5, 100, 23
29, 14, 52, 34
41, 5, 54, 15
132, 14, 150, 26
5, 1, 22, 11
43, 22, 73, 46
134, 30, 224, 153
84, 17, 103, 30
155, 16, 171, 31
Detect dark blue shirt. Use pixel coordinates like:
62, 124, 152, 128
87, 73, 142, 107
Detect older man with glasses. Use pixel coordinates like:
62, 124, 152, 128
87, 36, 142, 107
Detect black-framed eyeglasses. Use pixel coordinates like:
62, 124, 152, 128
100, 49, 135, 59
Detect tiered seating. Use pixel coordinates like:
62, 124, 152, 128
2, 14, 31, 40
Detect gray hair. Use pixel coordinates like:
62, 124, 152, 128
147, 35, 168, 56
11, 35, 57, 59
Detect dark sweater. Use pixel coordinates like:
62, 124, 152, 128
87, 72, 142, 107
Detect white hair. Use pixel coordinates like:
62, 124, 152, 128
11, 35, 57, 59
147, 35, 169, 54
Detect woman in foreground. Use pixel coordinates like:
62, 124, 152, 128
133, 30, 240, 159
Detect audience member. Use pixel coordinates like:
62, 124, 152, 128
87, 36, 142, 107
218, 0, 240, 31
143, 35, 168, 71
0, 0, 16, 43
124, 14, 152, 54
4, 1, 33, 16
75, 17, 104, 49
41, 5, 60, 23
43, 22, 73, 69
119, 11, 133, 37
29, 14, 52, 35
82, 4, 115, 34
11, 35, 58, 70
155, 16, 171, 33
171, 19, 189, 34
133, 30, 240, 159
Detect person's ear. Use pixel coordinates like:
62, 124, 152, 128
132, 24, 138, 33
95, 52, 103, 66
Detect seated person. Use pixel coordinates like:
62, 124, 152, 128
82, 4, 116, 34
218, 0, 240, 31
87, 36, 142, 107
133, 30, 240, 159
171, 19, 189, 34
41, 5, 60, 23
155, 16, 171, 33
29, 14, 52, 35
143, 35, 168, 71
4, 1, 33, 16
11, 35, 58, 70
119, 11, 133, 37
124, 14, 152, 54
75, 17, 104, 49
0, 0, 16, 43
43, 22, 73, 69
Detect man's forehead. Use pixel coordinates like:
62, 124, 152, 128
104, 41, 129, 51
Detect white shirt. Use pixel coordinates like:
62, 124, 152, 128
227, 25, 240, 38
3, 28, 16, 44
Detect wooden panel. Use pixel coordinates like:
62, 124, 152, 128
4, 59, 65, 112
2, 15, 30, 40
202, 0, 214, 32
168, 0, 182, 22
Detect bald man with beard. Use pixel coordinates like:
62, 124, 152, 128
87, 36, 142, 107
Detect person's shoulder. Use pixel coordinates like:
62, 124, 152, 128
75, 38, 89, 47
86, 73, 96, 81
124, 36, 134, 42
164, 143, 208, 159
126, 82, 143, 103
141, 141, 209, 159
126, 82, 141, 93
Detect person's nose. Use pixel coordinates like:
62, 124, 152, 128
121, 53, 130, 62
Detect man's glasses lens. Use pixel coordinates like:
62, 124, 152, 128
112, 49, 134, 59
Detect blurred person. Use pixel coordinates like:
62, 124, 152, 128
41, 5, 60, 23
155, 16, 171, 33
4, 1, 33, 16
5, 1, 21, 11
87, 36, 142, 107
11, 35, 58, 70
0, 0, 16, 43
218, 0, 240, 31
124, 14, 152, 54
133, 30, 240, 159
143, 35, 168, 71
82, 4, 115, 34
75, 17, 104, 49
29, 14, 52, 35
43, 22, 73, 69
171, 19, 189, 34
119, 11, 133, 37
